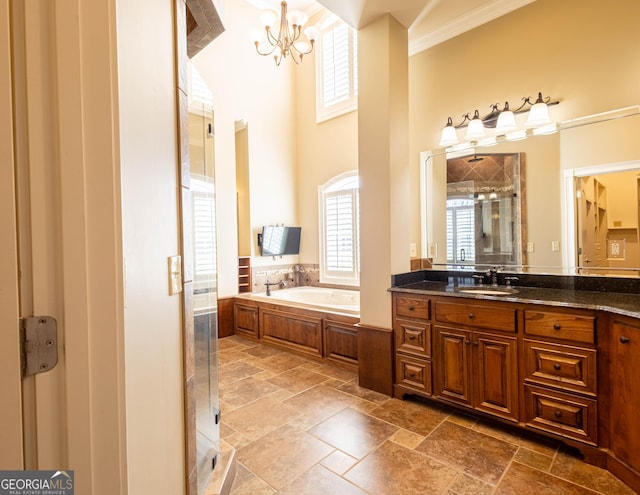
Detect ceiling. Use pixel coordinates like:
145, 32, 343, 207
245, 0, 535, 54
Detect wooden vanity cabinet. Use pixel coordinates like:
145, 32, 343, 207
522, 309, 598, 445
609, 316, 640, 476
393, 295, 432, 397
433, 300, 519, 422
391, 290, 640, 492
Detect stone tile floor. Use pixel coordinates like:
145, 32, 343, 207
218, 335, 637, 495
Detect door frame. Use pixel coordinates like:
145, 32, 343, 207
562, 160, 640, 272
0, 0, 25, 469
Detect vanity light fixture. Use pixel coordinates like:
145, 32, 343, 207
252, 1, 319, 66
438, 92, 559, 146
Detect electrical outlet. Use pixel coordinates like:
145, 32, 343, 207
409, 243, 417, 258
551, 240, 560, 252
527, 242, 535, 253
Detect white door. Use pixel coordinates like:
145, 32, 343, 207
0, 0, 25, 469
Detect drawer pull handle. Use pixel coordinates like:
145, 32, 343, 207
553, 324, 561, 331
408, 306, 415, 311
407, 335, 416, 341
472, 341, 479, 347
553, 363, 562, 371
464, 339, 471, 345
468, 313, 475, 319
620, 336, 630, 344
554, 410, 563, 418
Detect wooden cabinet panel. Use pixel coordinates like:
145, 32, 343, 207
395, 354, 432, 395
394, 295, 430, 320
610, 320, 640, 473
260, 308, 323, 358
434, 301, 516, 332
434, 326, 472, 406
395, 318, 431, 358
524, 385, 597, 445
524, 340, 596, 396
234, 302, 259, 338
474, 332, 519, 422
524, 310, 595, 344
324, 320, 358, 367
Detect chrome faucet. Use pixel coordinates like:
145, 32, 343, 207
486, 267, 499, 287
264, 280, 283, 296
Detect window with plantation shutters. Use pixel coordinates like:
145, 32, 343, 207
446, 198, 475, 264
319, 172, 359, 286
192, 177, 217, 292
316, 14, 358, 123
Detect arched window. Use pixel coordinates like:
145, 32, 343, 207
318, 171, 359, 286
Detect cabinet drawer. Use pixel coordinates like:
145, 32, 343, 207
524, 340, 596, 395
434, 301, 516, 332
395, 319, 431, 358
394, 295, 430, 320
395, 354, 432, 395
524, 310, 595, 344
524, 385, 597, 445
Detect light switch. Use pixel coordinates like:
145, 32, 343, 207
409, 243, 417, 258
551, 240, 560, 252
527, 242, 535, 253
168, 255, 182, 295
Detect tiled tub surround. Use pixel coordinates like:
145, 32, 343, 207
251, 264, 358, 294
220, 335, 635, 495
251, 264, 319, 293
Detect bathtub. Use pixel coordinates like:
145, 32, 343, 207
249, 286, 360, 316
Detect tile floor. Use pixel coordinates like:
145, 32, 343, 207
218, 335, 637, 495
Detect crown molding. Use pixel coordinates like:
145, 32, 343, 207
409, 0, 535, 56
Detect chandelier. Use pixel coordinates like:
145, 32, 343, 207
252, 1, 319, 66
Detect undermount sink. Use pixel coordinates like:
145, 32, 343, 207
456, 286, 519, 296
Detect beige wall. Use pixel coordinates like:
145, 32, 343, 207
193, 0, 299, 293
117, 0, 186, 493
295, 19, 359, 264
409, 0, 640, 255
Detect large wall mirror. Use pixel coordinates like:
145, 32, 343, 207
421, 106, 640, 277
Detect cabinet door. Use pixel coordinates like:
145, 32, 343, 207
434, 326, 472, 407
611, 321, 640, 472
474, 332, 519, 422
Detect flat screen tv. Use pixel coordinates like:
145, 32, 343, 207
260, 226, 301, 256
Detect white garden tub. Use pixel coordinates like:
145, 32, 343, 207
248, 286, 360, 316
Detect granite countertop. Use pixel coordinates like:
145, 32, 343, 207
390, 281, 640, 319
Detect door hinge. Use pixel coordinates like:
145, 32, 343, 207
20, 316, 58, 377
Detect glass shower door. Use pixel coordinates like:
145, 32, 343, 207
188, 68, 220, 494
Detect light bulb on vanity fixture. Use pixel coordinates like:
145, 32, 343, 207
495, 102, 516, 132
252, 1, 319, 66
526, 92, 551, 126
438, 92, 559, 148
465, 110, 485, 140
